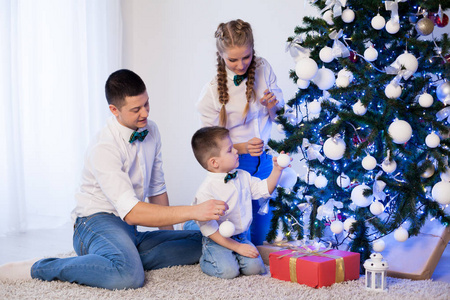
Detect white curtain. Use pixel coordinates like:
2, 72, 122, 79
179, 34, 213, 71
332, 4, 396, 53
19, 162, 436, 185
0, 0, 122, 236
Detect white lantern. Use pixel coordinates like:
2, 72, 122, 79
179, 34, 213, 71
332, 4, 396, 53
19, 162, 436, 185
364, 253, 389, 292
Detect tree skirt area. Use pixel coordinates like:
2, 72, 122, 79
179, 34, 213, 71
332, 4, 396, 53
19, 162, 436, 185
0, 253, 449, 300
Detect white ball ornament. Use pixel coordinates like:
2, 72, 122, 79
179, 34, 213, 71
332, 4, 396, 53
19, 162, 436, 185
342, 8, 355, 23
397, 52, 419, 73
418, 92, 433, 108
336, 173, 351, 188
319, 46, 334, 63
330, 220, 344, 234
323, 10, 334, 25
370, 201, 385, 215
441, 166, 450, 182
336, 76, 350, 88
304, 171, 317, 185
323, 137, 346, 160
277, 153, 291, 168
432, 181, 450, 205
337, 69, 353, 83
314, 175, 328, 189
371, 14, 386, 30
386, 20, 400, 34
276, 124, 284, 133
362, 154, 377, 170
385, 83, 402, 99
372, 239, 386, 252
381, 159, 397, 174
297, 79, 310, 89
388, 119, 412, 144
312, 67, 335, 90
219, 220, 235, 238
436, 81, 450, 105
351, 184, 374, 207
279, 167, 298, 189
295, 58, 318, 81
425, 132, 440, 148
308, 100, 321, 114
394, 227, 409, 242
352, 100, 367, 116
343, 217, 356, 232
364, 47, 378, 62
418, 159, 435, 178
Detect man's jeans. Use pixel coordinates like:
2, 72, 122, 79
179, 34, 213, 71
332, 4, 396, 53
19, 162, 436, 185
31, 213, 202, 290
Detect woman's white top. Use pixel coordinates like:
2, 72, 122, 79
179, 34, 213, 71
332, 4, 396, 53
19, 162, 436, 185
197, 56, 284, 145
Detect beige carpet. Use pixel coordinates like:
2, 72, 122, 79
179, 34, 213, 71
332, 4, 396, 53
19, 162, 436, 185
1, 253, 449, 300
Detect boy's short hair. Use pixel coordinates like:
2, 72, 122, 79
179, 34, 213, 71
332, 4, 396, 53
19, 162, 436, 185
191, 126, 230, 170
105, 69, 146, 109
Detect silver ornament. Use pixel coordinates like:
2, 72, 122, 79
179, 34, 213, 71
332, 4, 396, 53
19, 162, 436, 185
436, 81, 450, 105
418, 159, 435, 178
415, 18, 434, 36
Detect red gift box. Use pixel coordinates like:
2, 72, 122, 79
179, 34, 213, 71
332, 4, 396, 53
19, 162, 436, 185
269, 247, 360, 288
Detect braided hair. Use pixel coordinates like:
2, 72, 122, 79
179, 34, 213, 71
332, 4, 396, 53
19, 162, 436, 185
215, 19, 256, 127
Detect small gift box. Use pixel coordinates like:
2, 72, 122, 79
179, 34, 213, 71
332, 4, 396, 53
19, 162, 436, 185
269, 243, 360, 288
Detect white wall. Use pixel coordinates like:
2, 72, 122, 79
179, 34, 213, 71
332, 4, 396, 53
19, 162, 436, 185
121, 0, 319, 207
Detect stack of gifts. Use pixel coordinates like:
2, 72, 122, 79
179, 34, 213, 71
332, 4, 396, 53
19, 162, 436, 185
268, 241, 360, 288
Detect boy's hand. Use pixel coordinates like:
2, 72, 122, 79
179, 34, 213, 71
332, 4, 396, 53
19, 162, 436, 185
273, 151, 292, 171
235, 243, 260, 258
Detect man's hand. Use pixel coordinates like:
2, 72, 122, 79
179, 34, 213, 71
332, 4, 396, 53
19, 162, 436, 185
247, 137, 264, 157
235, 243, 259, 258
193, 199, 228, 221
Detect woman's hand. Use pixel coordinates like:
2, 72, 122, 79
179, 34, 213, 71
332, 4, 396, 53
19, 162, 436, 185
259, 89, 278, 109
247, 137, 264, 157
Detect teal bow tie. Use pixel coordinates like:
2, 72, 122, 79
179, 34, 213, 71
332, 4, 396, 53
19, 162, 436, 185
233, 73, 247, 86
224, 171, 238, 183
129, 129, 149, 143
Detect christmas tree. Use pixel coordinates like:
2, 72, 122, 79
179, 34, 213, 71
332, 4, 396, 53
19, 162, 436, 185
267, 0, 450, 268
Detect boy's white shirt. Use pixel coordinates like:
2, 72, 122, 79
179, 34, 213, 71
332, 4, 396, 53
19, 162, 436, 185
192, 169, 271, 237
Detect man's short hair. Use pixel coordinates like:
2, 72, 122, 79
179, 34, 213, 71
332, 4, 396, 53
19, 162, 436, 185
191, 126, 230, 170
105, 69, 146, 109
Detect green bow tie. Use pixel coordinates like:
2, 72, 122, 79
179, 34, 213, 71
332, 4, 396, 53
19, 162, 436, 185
129, 129, 149, 143
233, 73, 247, 86
224, 171, 238, 183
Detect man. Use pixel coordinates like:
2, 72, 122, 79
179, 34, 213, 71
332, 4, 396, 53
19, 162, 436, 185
0, 69, 227, 289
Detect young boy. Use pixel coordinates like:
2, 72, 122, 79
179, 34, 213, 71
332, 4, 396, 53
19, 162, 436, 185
190, 126, 289, 279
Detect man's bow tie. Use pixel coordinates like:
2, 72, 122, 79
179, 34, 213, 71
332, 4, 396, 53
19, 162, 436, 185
129, 129, 149, 143
233, 73, 247, 86
224, 171, 238, 183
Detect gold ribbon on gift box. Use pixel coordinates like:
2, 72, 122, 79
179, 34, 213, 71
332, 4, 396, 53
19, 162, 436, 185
276, 241, 345, 283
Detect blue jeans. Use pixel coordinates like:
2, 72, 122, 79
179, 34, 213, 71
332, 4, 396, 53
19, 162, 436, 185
31, 213, 202, 290
238, 152, 273, 246
199, 232, 266, 279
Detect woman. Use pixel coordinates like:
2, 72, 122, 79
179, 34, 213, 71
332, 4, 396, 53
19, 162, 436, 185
196, 19, 284, 245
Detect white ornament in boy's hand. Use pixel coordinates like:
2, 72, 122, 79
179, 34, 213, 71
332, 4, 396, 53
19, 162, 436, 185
277, 153, 291, 168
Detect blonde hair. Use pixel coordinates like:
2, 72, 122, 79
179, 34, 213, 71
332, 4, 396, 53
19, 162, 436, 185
215, 19, 256, 127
